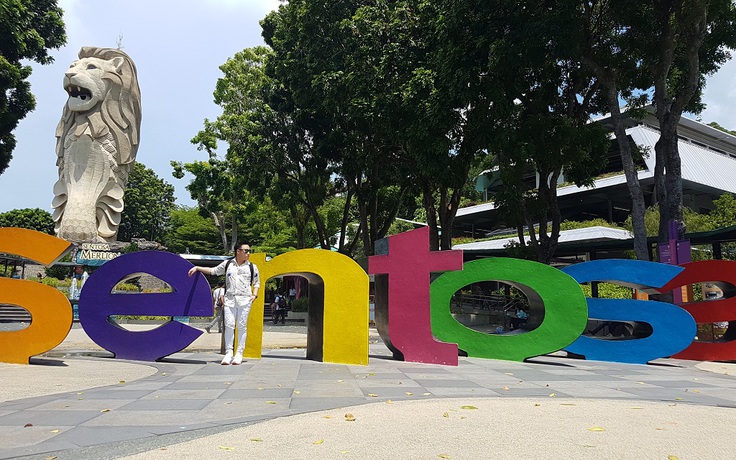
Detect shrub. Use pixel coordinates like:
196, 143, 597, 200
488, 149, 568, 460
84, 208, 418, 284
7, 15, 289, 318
580, 282, 632, 299
113, 282, 140, 292
41, 277, 60, 288
291, 296, 309, 312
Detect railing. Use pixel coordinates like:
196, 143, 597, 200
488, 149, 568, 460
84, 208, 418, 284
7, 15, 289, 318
451, 293, 527, 314
450, 293, 528, 330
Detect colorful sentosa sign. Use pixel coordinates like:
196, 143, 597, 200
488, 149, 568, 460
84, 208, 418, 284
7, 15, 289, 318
1, 227, 734, 366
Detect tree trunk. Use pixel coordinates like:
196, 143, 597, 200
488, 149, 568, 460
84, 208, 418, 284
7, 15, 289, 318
422, 181, 440, 251
605, 87, 650, 260
212, 211, 228, 252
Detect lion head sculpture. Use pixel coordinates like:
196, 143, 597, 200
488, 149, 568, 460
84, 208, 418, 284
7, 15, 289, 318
52, 47, 142, 242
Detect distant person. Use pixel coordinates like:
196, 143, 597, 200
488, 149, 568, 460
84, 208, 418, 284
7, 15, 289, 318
510, 308, 528, 330
188, 243, 260, 365
288, 286, 296, 306
272, 293, 286, 325
205, 282, 225, 334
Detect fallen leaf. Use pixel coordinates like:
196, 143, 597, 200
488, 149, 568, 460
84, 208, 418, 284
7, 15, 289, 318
218, 446, 234, 451
549, 393, 556, 398
101, 409, 111, 413
313, 439, 324, 445
630, 407, 643, 410
345, 413, 356, 422
439, 454, 451, 459
162, 372, 167, 376
50, 429, 60, 433
560, 403, 575, 406
461, 405, 478, 410
588, 426, 605, 432
45, 456, 57, 460
386, 400, 393, 404
250, 438, 263, 442
668, 456, 679, 460
534, 404, 541, 407
443, 412, 449, 418
119, 380, 125, 384
405, 392, 413, 396
502, 386, 510, 391
692, 389, 701, 393
368, 393, 378, 397
338, 380, 344, 383
294, 390, 301, 395
340, 451, 350, 454
675, 398, 684, 401
278, 384, 282, 387
423, 393, 432, 396
258, 388, 264, 390
636, 381, 646, 385
266, 401, 277, 404
504, 373, 514, 375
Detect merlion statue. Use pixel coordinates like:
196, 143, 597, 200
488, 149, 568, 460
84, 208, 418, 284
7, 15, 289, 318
52, 47, 142, 242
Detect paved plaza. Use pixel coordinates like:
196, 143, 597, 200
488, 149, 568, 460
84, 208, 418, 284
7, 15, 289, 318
2, 323, 736, 459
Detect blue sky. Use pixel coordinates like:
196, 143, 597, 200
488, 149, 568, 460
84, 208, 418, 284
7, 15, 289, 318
1, 0, 736, 213
0, 0, 280, 212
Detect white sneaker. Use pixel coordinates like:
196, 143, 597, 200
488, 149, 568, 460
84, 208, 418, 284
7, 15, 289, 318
221, 352, 233, 365
232, 353, 243, 365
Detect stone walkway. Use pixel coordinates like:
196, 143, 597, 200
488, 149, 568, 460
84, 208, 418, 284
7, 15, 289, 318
2, 325, 736, 459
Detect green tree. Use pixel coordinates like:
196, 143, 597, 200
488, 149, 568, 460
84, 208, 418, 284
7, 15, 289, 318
0, 208, 54, 233
189, 46, 335, 252
576, 1, 653, 261
262, 1, 420, 256
118, 162, 175, 242
164, 207, 223, 255
434, 0, 610, 263
0, 0, 66, 175
643, 0, 736, 244
708, 121, 736, 136
579, 0, 736, 249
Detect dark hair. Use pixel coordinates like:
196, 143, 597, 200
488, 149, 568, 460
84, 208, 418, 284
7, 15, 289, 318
234, 242, 249, 251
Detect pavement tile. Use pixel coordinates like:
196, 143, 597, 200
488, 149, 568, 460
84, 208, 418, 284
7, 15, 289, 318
288, 396, 368, 411
27, 398, 135, 411
76, 389, 156, 400
220, 388, 294, 399
80, 409, 218, 427
414, 379, 484, 388
119, 398, 212, 411
2, 326, 736, 460
50, 425, 156, 446
143, 389, 227, 400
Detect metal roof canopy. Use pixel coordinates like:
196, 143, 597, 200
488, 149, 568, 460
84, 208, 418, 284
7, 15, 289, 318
454, 225, 736, 262
454, 109, 736, 238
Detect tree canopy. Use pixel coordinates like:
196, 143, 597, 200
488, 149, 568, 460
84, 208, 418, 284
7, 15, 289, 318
118, 162, 176, 243
0, 207, 54, 233
0, 0, 66, 176
176, 1, 736, 262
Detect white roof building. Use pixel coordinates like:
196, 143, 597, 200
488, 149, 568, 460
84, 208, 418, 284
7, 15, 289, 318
453, 109, 736, 240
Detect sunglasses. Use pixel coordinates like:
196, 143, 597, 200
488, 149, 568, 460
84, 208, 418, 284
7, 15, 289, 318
237, 248, 251, 253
